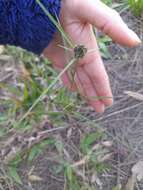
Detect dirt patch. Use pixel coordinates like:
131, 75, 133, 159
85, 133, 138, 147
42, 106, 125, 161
94, 12, 143, 189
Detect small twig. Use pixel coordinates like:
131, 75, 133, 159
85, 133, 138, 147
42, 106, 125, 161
71, 143, 112, 168
95, 102, 143, 122
0, 73, 13, 83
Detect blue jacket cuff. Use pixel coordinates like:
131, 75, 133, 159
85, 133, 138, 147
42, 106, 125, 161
0, 0, 61, 54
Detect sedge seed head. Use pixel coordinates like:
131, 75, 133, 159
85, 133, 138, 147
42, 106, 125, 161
74, 45, 87, 59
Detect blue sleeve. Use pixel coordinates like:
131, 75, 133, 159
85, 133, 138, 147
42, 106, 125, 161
0, 0, 61, 54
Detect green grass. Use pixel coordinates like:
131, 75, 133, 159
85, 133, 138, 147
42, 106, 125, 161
128, 0, 143, 16
102, 0, 112, 6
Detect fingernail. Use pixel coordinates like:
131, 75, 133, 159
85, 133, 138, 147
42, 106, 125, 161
96, 104, 105, 113
128, 29, 142, 44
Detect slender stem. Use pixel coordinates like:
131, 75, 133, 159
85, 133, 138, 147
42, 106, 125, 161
58, 45, 72, 51
36, 0, 74, 48
19, 58, 76, 123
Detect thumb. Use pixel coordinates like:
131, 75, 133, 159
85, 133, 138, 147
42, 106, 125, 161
76, 0, 141, 47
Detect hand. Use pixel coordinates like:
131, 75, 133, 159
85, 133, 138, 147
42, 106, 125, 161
43, 0, 141, 113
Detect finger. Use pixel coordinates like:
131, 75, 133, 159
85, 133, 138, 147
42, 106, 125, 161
84, 60, 113, 106
65, 22, 113, 106
76, 0, 141, 47
76, 67, 105, 113
61, 72, 77, 91
82, 31, 113, 106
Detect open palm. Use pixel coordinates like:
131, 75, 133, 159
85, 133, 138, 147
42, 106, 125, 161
43, 0, 140, 113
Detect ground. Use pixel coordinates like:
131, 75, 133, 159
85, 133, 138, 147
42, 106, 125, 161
0, 8, 143, 190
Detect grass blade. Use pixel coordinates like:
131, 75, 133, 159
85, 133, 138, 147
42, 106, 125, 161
18, 58, 76, 123
36, 0, 74, 48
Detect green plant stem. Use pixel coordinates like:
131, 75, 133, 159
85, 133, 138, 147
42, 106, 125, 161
18, 58, 76, 123
36, 0, 74, 48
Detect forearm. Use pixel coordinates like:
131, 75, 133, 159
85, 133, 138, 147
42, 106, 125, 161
0, 0, 61, 54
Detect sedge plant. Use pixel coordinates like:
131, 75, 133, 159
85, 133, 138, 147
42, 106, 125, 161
13, 0, 112, 125
0, 1, 113, 187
